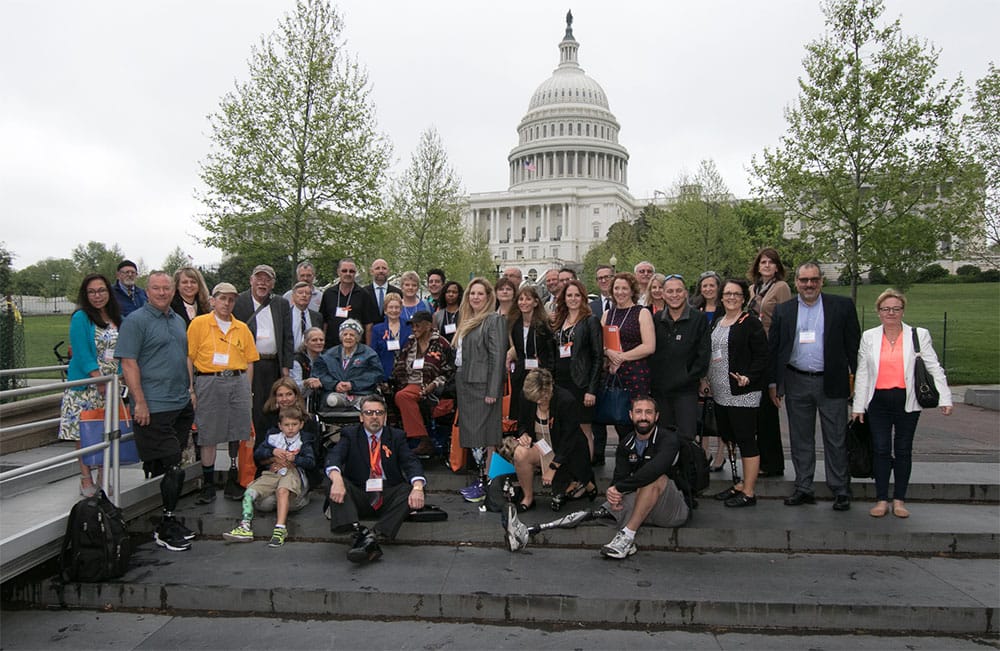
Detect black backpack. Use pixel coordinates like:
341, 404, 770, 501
60, 490, 132, 582
671, 437, 711, 510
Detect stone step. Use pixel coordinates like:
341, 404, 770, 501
129, 490, 1000, 557
14, 539, 997, 635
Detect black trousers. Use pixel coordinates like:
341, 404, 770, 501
251, 358, 282, 446
756, 392, 785, 474
328, 480, 411, 540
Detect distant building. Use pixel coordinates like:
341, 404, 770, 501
464, 12, 640, 280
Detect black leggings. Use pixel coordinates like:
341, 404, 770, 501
714, 404, 759, 458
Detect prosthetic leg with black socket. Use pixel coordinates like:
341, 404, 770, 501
154, 463, 194, 551
503, 473, 610, 552
224, 440, 244, 500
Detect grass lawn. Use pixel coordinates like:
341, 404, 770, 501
825, 283, 1000, 386
12, 283, 1000, 385
21, 313, 72, 378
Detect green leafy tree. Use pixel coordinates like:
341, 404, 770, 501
751, 0, 980, 301
0, 243, 13, 297
161, 247, 193, 275
71, 241, 127, 289
964, 62, 999, 249
645, 160, 753, 281
198, 0, 391, 280
385, 127, 487, 282
12, 259, 76, 298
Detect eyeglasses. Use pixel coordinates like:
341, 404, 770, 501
636, 269, 654, 275
878, 306, 903, 314
86, 288, 109, 296
361, 409, 386, 416
340, 269, 357, 274
118, 270, 137, 276
596, 274, 613, 282
797, 277, 821, 284
722, 291, 744, 298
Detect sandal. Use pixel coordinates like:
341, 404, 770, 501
80, 478, 98, 498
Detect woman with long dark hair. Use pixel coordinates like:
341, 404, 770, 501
551, 279, 602, 458
59, 273, 123, 496
507, 285, 557, 419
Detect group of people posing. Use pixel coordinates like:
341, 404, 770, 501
58, 247, 953, 562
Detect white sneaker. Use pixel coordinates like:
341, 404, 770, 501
600, 529, 637, 559
505, 504, 531, 552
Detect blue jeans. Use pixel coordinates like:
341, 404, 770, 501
866, 388, 920, 501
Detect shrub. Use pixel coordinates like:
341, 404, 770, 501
956, 264, 982, 277
915, 264, 949, 283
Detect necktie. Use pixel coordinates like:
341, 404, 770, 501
377, 286, 385, 312
604, 298, 611, 312
300, 309, 307, 339
369, 436, 383, 509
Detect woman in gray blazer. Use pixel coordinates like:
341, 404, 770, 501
454, 277, 507, 501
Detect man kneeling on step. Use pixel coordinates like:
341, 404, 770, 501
324, 394, 426, 563
602, 395, 689, 559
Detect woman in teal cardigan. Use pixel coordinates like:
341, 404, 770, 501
58, 273, 122, 496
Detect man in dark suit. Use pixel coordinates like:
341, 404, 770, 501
289, 281, 324, 352
768, 262, 860, 511
588, 264, 615, 465
233, 264, 294, 454
363, 258, 401, 317
325, 394, 426, 563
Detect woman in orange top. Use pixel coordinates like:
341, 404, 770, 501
851, 289, 952, 519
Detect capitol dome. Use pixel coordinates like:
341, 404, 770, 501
507, 11, 630, 190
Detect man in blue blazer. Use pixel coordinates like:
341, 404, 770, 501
325, 394, 426, 563
768, 262, 860, 511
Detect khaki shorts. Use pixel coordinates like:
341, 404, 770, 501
248, 469, 303, 498
606, 478, 689, 529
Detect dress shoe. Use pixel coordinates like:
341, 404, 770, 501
892, 500, 910, 518
413, 437, 435, 458
724, 493, 757, 508
347, 527, 383, 564
783, 491, 816, 506
869, 501, 889, 517
832, 495, 851, 511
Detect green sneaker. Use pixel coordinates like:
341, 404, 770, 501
268, 527, 287, 548
222, 524, 254, 542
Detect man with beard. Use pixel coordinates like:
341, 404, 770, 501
601, 396, 689, 558
503, 395, 690, 558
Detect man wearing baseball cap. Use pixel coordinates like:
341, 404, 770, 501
187, 282, 259, 504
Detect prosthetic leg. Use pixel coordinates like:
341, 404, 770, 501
503, 475, 611, 554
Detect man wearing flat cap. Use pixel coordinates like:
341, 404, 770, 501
187, 282, 259, 504
113, 259, 148, 318
234, 265, 294, 473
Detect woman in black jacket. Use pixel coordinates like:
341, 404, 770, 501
551, 279, 602, 459
511, 369, 596, 512
704, 279, 769, 508
506, 286, 557, 419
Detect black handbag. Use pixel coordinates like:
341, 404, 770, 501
846, 417, 874, 478
911, 328, 940, 408
594, 374, 631, 425
701, 397, 718, 439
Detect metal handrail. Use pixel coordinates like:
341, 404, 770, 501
0, 365, 68, 376
0, 371, 126, 506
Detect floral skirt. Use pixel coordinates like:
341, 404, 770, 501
58, 386, 105, 441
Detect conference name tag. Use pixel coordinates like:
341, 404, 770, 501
799, 330, 817, 344
366, 478, 383, 492
213, 353, 230, 366
386, 340, 400, 351
559, 343, 572, 358
444, 323, 456, 334
336, 307, 350, 318
413, 357, 425, 370
524, 358, 539, 369
535, 439, 552, 455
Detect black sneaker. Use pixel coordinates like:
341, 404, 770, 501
195, 483, 217, 504
154, 523, 192, 552
165, 518, 196, 540
224, 468, 244, 500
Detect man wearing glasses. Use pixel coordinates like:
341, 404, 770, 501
112, 259, 147, 318
633, 261, 655, 306
768, 262, 860, 511
325, 394, 426, 563
318, 258, 379, 347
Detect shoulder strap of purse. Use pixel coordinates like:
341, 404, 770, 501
910, 327, 921, 356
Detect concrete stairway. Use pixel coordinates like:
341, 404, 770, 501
4, 457, 999, 636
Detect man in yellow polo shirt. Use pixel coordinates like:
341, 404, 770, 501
187, 282, 260, 504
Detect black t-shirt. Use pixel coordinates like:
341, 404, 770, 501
319, 285, 379, 347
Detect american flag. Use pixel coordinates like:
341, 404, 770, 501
524, 161, 536, 172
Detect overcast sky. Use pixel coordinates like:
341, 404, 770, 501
2, 0, 996, 271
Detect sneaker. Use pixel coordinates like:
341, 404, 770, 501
505, 504, 531, 552
224, 468, 244, 500
195, 483, 217, 504
461, 481, 485, 503
222, 523, 254, 542
601, 529, 637, 559
167, 519, 196, 541
459, 480, 481, 497
268, 527, 287, 548
154, 523, 192, 552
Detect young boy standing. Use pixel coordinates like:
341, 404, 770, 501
223, 406, 316, 547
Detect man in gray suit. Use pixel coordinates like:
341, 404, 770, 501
234, 264, 294, 455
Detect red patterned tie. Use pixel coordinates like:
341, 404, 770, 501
369, 436, 383, 510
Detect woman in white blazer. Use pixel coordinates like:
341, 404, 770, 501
851, 289, 952, 519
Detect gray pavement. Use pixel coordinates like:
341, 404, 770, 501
0, 611, 995, 650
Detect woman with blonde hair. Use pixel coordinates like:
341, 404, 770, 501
453, 277, 507, 502
851, 289, 952, 518
398, 271, 433, 323
170, 266, 210, 326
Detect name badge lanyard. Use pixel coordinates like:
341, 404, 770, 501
337, 286, 354, 317
611, 306, 634, 333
